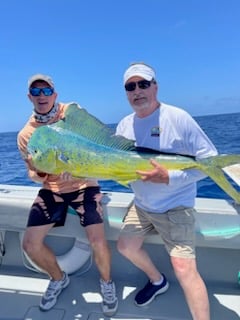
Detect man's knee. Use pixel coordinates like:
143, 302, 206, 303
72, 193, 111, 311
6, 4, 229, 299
117, 237, 130, 257
22, 233, 35, 256
22, 230, 44, 257
171, 256, 196, 278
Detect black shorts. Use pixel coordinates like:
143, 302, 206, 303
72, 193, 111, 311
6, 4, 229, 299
27, 187, 103, 228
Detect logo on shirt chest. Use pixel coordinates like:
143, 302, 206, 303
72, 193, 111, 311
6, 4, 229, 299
151, 126, 162, 137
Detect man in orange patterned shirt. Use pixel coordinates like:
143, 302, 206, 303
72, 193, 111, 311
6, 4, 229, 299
17, 74, 118, 316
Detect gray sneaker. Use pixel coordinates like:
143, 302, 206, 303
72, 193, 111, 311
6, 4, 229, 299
100, 279, 118, 316
40, 272, 70, 311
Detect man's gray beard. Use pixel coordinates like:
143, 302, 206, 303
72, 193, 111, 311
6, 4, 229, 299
132, 101, 149, 112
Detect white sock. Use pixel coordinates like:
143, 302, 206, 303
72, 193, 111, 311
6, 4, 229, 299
152, 276, 164, 286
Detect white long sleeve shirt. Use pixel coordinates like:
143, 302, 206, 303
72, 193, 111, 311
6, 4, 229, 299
115, 103, 218, 213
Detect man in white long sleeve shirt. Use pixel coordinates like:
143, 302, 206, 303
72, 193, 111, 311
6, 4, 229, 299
116, 62, 217, 320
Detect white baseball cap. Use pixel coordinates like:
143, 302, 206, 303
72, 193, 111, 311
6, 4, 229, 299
28, 74, 54, 89
123, 63, 156, 84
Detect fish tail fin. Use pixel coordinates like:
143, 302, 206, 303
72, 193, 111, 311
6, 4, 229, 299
203, 166, 240, 204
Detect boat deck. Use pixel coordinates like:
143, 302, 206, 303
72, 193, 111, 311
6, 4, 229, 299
0, 231, 239, 320
0, 185, 239, 319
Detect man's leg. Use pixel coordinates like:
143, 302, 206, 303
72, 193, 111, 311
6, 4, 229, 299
23, 224, 63, 279
85, 223, 112, 281
23, 225, 70, 311
171, 256, 210, 320
85, 223, 118, 316
117, 234, 162, 282
117, 235, 169, 306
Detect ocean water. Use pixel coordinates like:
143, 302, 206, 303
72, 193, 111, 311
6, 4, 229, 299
0, 112, 240, 200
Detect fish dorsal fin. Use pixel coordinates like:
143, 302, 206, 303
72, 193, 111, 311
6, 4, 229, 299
52, 103, 136, 151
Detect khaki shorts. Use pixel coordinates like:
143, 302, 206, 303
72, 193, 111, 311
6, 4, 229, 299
120, 204, 196, 258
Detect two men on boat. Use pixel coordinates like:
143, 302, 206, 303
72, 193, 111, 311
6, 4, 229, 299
18, 62, 218, 320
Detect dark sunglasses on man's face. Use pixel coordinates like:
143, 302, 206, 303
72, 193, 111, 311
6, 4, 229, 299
124, 79, 154, 92
29, 87, 54, 97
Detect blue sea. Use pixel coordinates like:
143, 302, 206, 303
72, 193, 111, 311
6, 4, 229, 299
0, 112, 240, 200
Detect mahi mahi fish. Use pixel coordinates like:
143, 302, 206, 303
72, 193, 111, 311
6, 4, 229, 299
27, 103, 240, 204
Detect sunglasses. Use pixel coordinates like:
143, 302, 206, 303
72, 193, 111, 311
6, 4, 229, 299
125, 79, 154, 92
29, 87, 54, 96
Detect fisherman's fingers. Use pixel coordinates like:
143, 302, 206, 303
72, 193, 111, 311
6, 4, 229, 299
149, 159, 169, 184
136, 169, 169, 184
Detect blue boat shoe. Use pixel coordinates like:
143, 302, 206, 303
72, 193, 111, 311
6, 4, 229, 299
135, 274, 169, 306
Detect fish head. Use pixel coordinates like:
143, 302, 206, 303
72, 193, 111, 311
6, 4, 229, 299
27, 126, 59, 173
28, 146, 58, 173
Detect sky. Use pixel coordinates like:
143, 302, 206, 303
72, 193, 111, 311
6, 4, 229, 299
0, 0, 240, 133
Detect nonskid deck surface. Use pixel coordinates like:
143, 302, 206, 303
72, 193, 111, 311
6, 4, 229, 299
1, 272, 239, 320
0, 231, 239, 320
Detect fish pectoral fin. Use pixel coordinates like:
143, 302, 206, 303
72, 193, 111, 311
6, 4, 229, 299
204, 166, 240, 204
